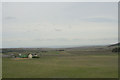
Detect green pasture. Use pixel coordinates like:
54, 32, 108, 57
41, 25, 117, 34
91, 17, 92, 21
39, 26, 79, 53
2, 52, 118, 78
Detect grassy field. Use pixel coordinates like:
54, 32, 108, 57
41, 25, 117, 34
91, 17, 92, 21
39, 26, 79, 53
2, 50, 118, 78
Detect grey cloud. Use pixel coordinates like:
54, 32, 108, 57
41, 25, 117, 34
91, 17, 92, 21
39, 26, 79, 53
34, 38, 71, 41
55, 29, 62, 31
84, 17, 117, 23
4, 16, 17, 20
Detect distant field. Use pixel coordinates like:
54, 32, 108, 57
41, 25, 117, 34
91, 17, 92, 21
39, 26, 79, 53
2, 50, 118, 78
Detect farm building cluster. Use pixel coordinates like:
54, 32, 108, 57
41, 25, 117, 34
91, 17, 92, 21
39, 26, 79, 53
2, 48, 65, 58
11, 53, 39, 58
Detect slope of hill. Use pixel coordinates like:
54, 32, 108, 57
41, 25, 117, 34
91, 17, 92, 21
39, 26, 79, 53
108, 42, 120, 47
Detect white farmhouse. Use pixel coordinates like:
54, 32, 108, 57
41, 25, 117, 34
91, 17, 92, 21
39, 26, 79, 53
28, 54, 32, 58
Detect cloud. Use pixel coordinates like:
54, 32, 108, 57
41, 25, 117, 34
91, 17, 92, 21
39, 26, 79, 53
4, 16, 17, 20
55, 28, 62, 31
84, 17, 117, 23
2, 2, 118, 48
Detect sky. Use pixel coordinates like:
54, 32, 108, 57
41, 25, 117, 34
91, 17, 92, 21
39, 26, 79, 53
2, 2, 118, 48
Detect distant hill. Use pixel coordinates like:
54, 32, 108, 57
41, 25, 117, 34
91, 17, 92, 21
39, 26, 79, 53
108, 42, 120, 52
108, 42, 120, 47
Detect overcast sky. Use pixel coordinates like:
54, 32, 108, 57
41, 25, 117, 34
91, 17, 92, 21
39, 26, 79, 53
2, 2, 118, 48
